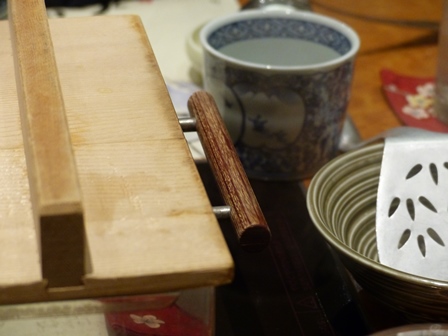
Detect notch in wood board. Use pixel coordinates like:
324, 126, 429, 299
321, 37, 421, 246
8, 0, 86, 287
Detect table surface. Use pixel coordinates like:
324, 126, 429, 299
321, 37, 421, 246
313, 0, 442, 139
207, 0, 444, 335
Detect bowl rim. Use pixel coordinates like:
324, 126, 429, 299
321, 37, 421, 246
307, 142, 448, 288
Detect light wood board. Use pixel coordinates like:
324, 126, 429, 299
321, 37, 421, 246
0, 15, 233, 304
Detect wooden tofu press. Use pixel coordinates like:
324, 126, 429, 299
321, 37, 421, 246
0, 0, 270, 304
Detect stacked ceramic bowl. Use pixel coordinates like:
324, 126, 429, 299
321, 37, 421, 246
307, 142, 448, 322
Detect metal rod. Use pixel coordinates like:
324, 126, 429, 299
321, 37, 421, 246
213, 205, 231, 219
179, 117, 231, 220
179, 117, 197, 133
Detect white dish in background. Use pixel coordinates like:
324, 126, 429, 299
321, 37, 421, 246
186, 22, 206, 84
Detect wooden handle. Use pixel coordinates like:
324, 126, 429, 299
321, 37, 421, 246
9, 0, 85, 287
188, 91, 271, 252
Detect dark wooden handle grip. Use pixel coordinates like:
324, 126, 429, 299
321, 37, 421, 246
188, 91, 271, 252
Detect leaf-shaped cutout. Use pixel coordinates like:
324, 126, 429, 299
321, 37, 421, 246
406, 164, 423, 179
388, 197, 400, 217
427, 228, 445, 246
406, 198, 415, 220
418, 235, 426, 257
429, 163, 438, 185
418, 196, 437, 213
398, 229, 411, 249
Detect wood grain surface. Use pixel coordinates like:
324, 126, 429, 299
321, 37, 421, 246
9, 0, 85, 287
188, 91, 271, 252
0, 14, 233, 303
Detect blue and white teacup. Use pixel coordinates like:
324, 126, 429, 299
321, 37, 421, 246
200, 9, 360, 180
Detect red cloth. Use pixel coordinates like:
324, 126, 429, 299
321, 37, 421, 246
105, 303, 210, 336
380, 69, 448, 133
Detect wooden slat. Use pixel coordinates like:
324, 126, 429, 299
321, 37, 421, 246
0, 14, 234, 304
8, 0, 85, 287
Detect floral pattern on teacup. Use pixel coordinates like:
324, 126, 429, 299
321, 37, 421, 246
229, 84, 305, 149
205, 56, 354, 179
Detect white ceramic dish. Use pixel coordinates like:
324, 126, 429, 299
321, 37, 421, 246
186, 22, 204, 82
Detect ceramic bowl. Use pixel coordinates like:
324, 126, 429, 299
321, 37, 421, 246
307, 142, 448, 322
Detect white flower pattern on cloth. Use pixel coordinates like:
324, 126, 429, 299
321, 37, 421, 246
384, 82, 435, 119
403, 83, 435, 119
130, 314, 165, 328
386, 82, 435, 119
